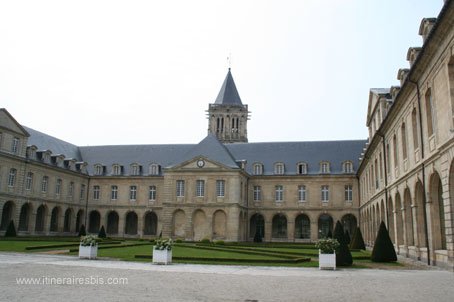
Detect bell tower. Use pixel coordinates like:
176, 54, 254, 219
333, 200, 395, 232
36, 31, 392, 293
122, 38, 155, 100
207, 68, 249, 143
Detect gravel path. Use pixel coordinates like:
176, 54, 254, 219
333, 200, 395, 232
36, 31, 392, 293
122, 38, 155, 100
0, 252, 453, 302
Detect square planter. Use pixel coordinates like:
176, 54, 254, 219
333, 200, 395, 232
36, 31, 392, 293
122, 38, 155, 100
153, 247, 172, 265
319, 251, 336, 270
79, 244, 98, 259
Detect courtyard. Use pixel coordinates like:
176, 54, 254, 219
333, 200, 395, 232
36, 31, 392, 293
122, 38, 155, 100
0, 252, 453, 302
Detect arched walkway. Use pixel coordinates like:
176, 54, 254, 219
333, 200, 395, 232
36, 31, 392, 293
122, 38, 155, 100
125, 211, 138, 235
172, 210, 186, 238
50, 207, 60, 232
294, 214, 310, 239
387, 197, 395, 244
75, 210, 84, 233
35, 205, 47, 232
318, 214, 333, 239
272, 214, 287, 239
0, 201, 15, 230
403, 188, 414, 246
249, 213, 265, 240
395, 193, 404, 246
143, 211, 157, 236
18, 203, 31, 232
193, 209, 209, 241
107, 211, 119, 235
414, 181, 427, 247
429, 172, 446, 250
88, 210, 101, 233
63, 208, 73, 232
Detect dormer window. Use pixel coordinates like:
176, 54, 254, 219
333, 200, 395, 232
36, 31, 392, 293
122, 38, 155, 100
149, 164, 160, 175
112, 164, 122, 176
94, 164, 104, 176
252, 163, 263, 175
130, 164, 141, 176
297, 162, 307, 175
26, 146, 37, 160
343, 161, 354, 173
320, 162, 330, 174
274, 163, 285, 175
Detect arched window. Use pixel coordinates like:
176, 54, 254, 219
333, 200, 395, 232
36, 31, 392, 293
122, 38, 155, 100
252, 163, 263, 175
343, 161, 353, 173
130, 164, 141, 176
320, 162, 330, 174
274, 163, 285, 175
393, 134, 398, 168
149, 164, 160, 175
411, 108, 419, 149
401, 123, 408, 160
297, 162, 307, 175
425, 89, 435, 137
112, 164, 121, 176
94, 164, 103, 176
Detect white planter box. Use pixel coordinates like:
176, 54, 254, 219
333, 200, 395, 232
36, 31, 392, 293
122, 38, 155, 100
319, 251, 336, 270
79, 244, 98, 259
153, 247, 172, 265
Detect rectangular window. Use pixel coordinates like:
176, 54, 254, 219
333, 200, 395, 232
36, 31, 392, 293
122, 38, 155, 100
12, 137, 19, 154
111, 185, 118, 200
129, 185, 137, 200
298, 185, 306, 202
93, 185, 100, 200
41, 176, 48, 193
68, 182, 74, 198
216, 180, 225, 197
196, 180, 205, 197
321, 185, 329, 202
8, 169, 16, 187
25, 172, 33, 190
80, 184, 86, 200
275, 185, 283, 202
176, 180, 185, 197
149, 185, 156, 201
253, 186, 261, 201
345, 185, 353, 201
55, 179, 62, 196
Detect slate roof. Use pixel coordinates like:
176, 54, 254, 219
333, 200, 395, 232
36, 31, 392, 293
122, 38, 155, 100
214, 68, 243, 106
226, 140, 366, 175
23, 126, 82, 160
23, 125, 365, 176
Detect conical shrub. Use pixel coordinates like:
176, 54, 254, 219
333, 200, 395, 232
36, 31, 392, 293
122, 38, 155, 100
78, 224, 86, 237
371, 221, 397, 262
333, 221, 353, 266
5, 220, 17, 237
345, 230, 351, 245
98, 225, 107, 238
253, 229, 263, 243
350, 227, 366, 250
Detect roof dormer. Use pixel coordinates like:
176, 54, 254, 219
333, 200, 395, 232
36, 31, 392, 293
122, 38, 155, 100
407, 47, 422, 67
418, 18, 437, 43
51, 154, 65, 167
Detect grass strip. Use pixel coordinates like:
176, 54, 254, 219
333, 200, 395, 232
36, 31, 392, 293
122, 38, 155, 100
134, 254, 310, 263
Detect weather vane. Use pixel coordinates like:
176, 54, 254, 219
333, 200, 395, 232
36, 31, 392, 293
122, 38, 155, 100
227, 53, 232, 70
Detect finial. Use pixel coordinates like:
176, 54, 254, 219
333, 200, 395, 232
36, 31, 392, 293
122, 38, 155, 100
227, 53, 232, 70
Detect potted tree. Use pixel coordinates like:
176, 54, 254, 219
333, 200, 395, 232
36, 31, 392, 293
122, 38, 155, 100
153, 238, 173, 264
79, 235, 98, 259
316, 238, 340, 270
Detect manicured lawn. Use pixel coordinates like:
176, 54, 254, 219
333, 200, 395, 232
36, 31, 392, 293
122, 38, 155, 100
0, 240, 76, 252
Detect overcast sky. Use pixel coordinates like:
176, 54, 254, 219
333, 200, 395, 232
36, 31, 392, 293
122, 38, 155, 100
0, 0, 444, 146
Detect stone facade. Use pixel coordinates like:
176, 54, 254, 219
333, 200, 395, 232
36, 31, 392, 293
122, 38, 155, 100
0, 1, 453, 271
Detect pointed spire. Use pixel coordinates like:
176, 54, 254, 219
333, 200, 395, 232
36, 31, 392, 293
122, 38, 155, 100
214, 69, 243, 106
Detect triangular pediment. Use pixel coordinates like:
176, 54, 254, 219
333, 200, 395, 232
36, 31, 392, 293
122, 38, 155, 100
0, 108, 30, 137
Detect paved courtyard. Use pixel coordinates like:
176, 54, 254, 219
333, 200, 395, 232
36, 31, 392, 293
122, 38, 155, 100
0, 252, 453, 302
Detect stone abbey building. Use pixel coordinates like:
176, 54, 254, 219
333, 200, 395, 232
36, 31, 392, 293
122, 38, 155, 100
1, 0, 453, 270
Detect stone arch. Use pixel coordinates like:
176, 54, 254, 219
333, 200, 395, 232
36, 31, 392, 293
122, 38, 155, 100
192, 209, 209, 241
107, 211, 119, 235
387, 197, 395, 244
428, 172, 446, 250
403, 188, 414, 246
250, 213, 265, 240
172, 209, 186, 238
0, 201, 15, 230
341, 213, 357, 238
414, 181, 427, 247
18, 203, 32, 232
143, 211, 158, 236
272, 213, 287, 239
395, 192, 404, 246
35, 204, 47, 232
50, 206, 61, 232
88, 210, 101, 233
294, 214, 310, 239
63, 208, 73, 233
318, 213, 333, 239
212, 210, 227, 239
125, 211, 138, 235
75, 209, 84, 233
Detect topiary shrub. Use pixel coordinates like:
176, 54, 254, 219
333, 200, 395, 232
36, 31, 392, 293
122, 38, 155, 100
350, 227, 366, 250
98, 225, 106, 239
371, 221, 397, 262
200, 238, 210, 244
214, 240, 225, 245
5, 220, 17, 237
333, 221, 353, 266
344, 230, 351, 245
78, 224, 86, 237
253, 230, 263, 243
